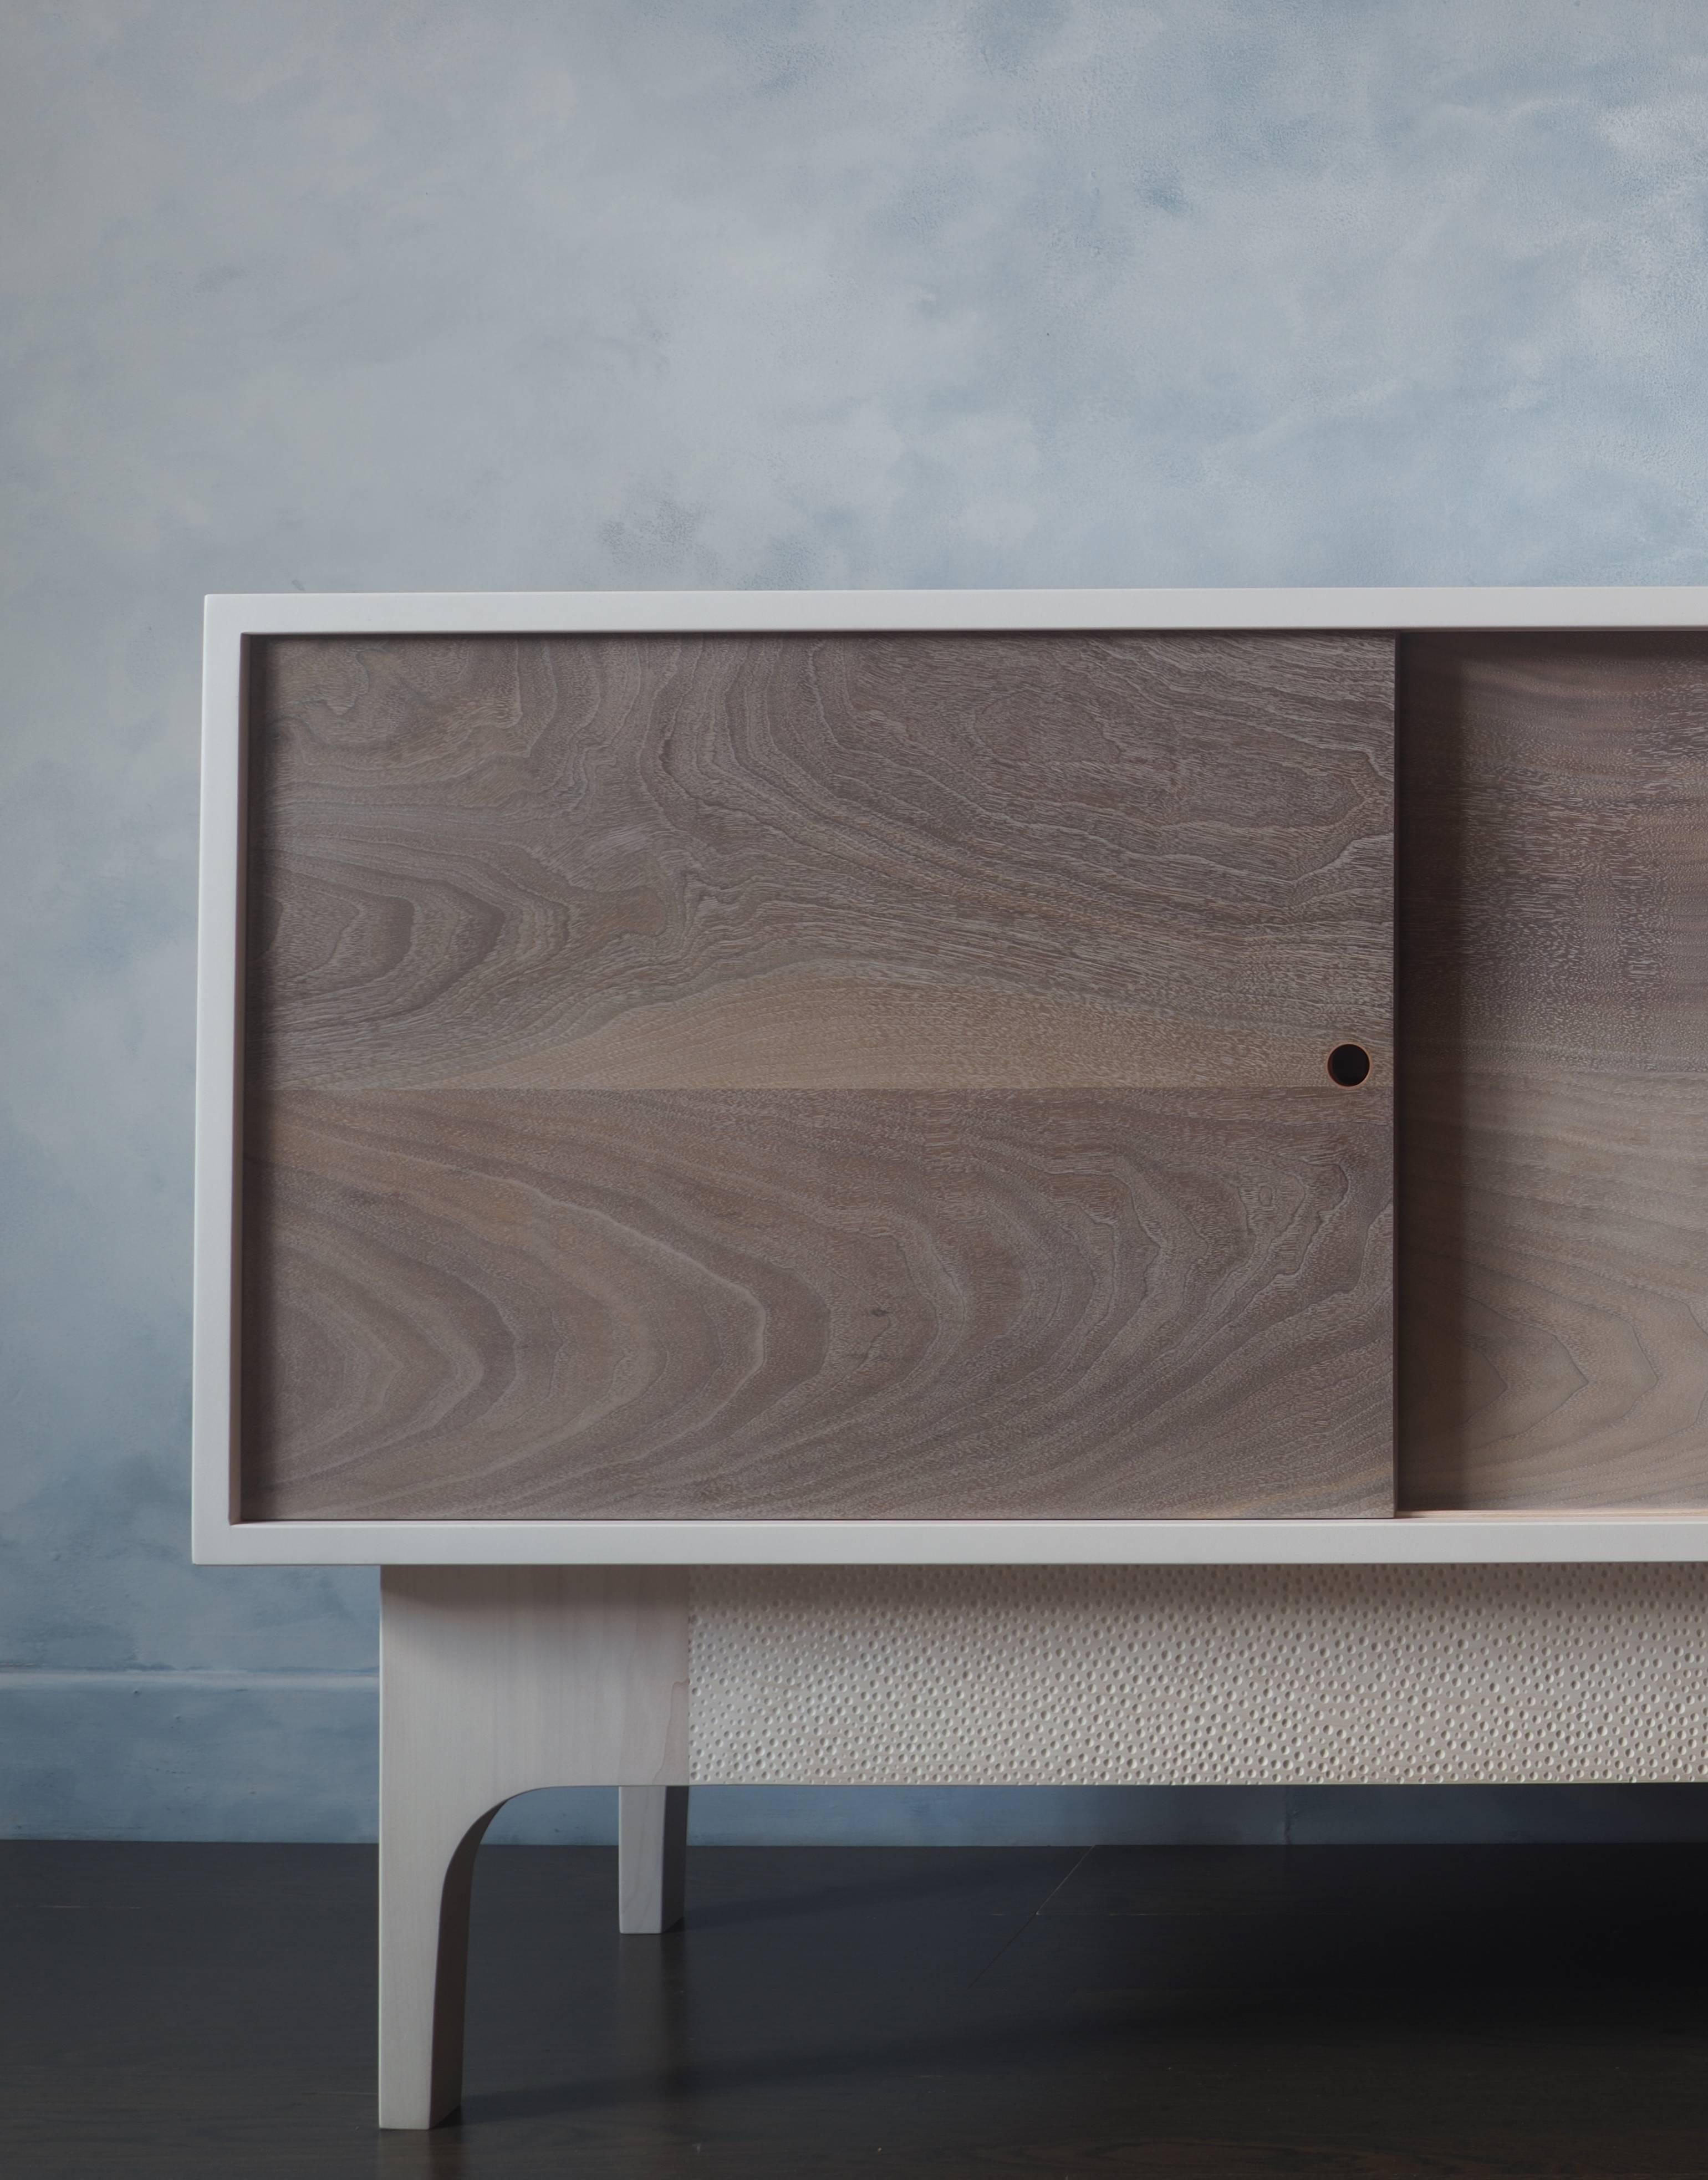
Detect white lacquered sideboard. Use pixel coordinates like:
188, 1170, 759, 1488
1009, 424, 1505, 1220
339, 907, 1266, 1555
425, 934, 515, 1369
193, 586, 1708, 2125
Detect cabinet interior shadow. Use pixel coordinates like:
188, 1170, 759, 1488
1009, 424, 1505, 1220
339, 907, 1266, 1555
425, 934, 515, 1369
239, 631, 1394, 1524
1397, 633, 1708, 1510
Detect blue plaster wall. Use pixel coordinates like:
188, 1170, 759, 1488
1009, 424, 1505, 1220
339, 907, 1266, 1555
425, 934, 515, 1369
5, 0, 1708, 1843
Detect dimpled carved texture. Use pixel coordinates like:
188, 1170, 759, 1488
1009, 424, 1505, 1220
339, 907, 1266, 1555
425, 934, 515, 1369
687, 1566, 1708, 1783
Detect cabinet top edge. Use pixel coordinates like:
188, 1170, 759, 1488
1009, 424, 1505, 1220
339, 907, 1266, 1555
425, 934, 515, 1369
202, 586, 1708, 642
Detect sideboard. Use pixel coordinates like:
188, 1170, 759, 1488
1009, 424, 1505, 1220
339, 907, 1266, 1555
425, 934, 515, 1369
192, 588, 1708, 2126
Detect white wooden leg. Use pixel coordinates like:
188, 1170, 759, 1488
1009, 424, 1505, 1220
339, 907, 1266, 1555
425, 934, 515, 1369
378, 1566, 689, 2129
377, 1792, 496, 2134
618, 1785, 689, 1933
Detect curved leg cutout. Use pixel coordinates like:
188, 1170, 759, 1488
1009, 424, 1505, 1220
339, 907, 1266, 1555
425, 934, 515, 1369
430, 1806, 503, 2124
380, 1800, 504, 2130
378, 1568, 690, 2129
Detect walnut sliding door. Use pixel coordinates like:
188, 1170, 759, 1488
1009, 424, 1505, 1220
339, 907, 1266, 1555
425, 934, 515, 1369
1398, 634, 1708, 1509
238, 632, 1394, 1521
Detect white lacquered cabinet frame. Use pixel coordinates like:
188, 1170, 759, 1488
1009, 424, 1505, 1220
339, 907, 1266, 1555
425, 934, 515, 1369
194, 585, 1708, 1568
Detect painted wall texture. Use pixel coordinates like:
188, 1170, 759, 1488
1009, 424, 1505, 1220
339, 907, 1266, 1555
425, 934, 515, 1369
5, 0, 1708, 1842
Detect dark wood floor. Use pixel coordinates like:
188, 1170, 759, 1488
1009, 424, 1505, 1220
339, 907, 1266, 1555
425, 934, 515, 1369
3, 1840, 1706, 2175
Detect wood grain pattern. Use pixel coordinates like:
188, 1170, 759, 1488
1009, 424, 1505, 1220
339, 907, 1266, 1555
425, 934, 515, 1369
242, 1085, 1391, 1521
243, 632, 1394, 1522
248, 632, 1394, 1093
1398, 635, 1708, 1509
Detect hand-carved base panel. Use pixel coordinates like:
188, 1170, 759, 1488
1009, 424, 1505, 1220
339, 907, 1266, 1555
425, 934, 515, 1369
687, 1563, 1708, 1784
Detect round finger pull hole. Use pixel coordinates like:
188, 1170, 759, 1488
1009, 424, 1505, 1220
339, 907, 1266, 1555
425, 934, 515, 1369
1327, 1042, 1372, 1088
